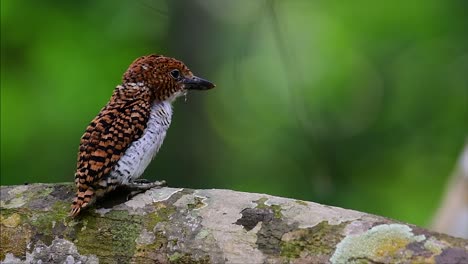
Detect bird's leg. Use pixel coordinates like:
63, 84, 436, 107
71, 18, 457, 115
129, 178, 166, 188
125, 179, 167, 200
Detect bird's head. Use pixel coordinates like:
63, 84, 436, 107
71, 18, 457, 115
123, 54, 215, 102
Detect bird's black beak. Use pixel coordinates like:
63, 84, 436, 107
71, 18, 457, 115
182, 76, 216, 90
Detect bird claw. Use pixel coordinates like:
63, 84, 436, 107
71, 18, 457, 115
127, 191, 142, 201
125, 179, 167, 200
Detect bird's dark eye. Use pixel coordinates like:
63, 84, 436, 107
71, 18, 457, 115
170, 69, 180, 79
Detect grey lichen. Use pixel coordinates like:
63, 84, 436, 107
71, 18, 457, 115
1, 238, 98, 264
330, 224, 426, 264
0, 185, 29, 209
154, 197, 223, 263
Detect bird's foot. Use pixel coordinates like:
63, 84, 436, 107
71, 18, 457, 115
128, 179, 167, 188
125, 179, 167, 200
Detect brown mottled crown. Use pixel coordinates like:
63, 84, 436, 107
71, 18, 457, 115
122, 54, 194, 101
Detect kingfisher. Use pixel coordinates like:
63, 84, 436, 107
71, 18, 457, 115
70, 55, 215, 217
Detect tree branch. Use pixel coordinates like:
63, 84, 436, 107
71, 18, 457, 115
1, 183, 467, 263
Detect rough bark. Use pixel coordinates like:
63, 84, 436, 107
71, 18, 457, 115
0, 183, 467, 264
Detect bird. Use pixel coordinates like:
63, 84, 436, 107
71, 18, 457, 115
70, 54, 215, 217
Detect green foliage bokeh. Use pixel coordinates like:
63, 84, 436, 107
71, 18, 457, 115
1, 0, 467, 227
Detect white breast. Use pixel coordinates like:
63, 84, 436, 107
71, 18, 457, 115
109, 101, 173, 185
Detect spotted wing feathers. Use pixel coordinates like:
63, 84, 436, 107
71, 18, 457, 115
70, 86, 152, 217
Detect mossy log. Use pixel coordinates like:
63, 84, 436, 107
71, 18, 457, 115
1, 183, 467, 264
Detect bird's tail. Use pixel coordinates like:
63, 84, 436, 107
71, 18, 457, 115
70, 187, 95, 217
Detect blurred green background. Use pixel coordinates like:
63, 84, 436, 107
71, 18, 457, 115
1, 0, 467, 228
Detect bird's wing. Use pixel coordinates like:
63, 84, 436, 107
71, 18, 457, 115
72, 88, 152, 213
75, 89, 152, 187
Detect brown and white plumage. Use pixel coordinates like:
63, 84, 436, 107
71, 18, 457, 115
71, 55, 215, 217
